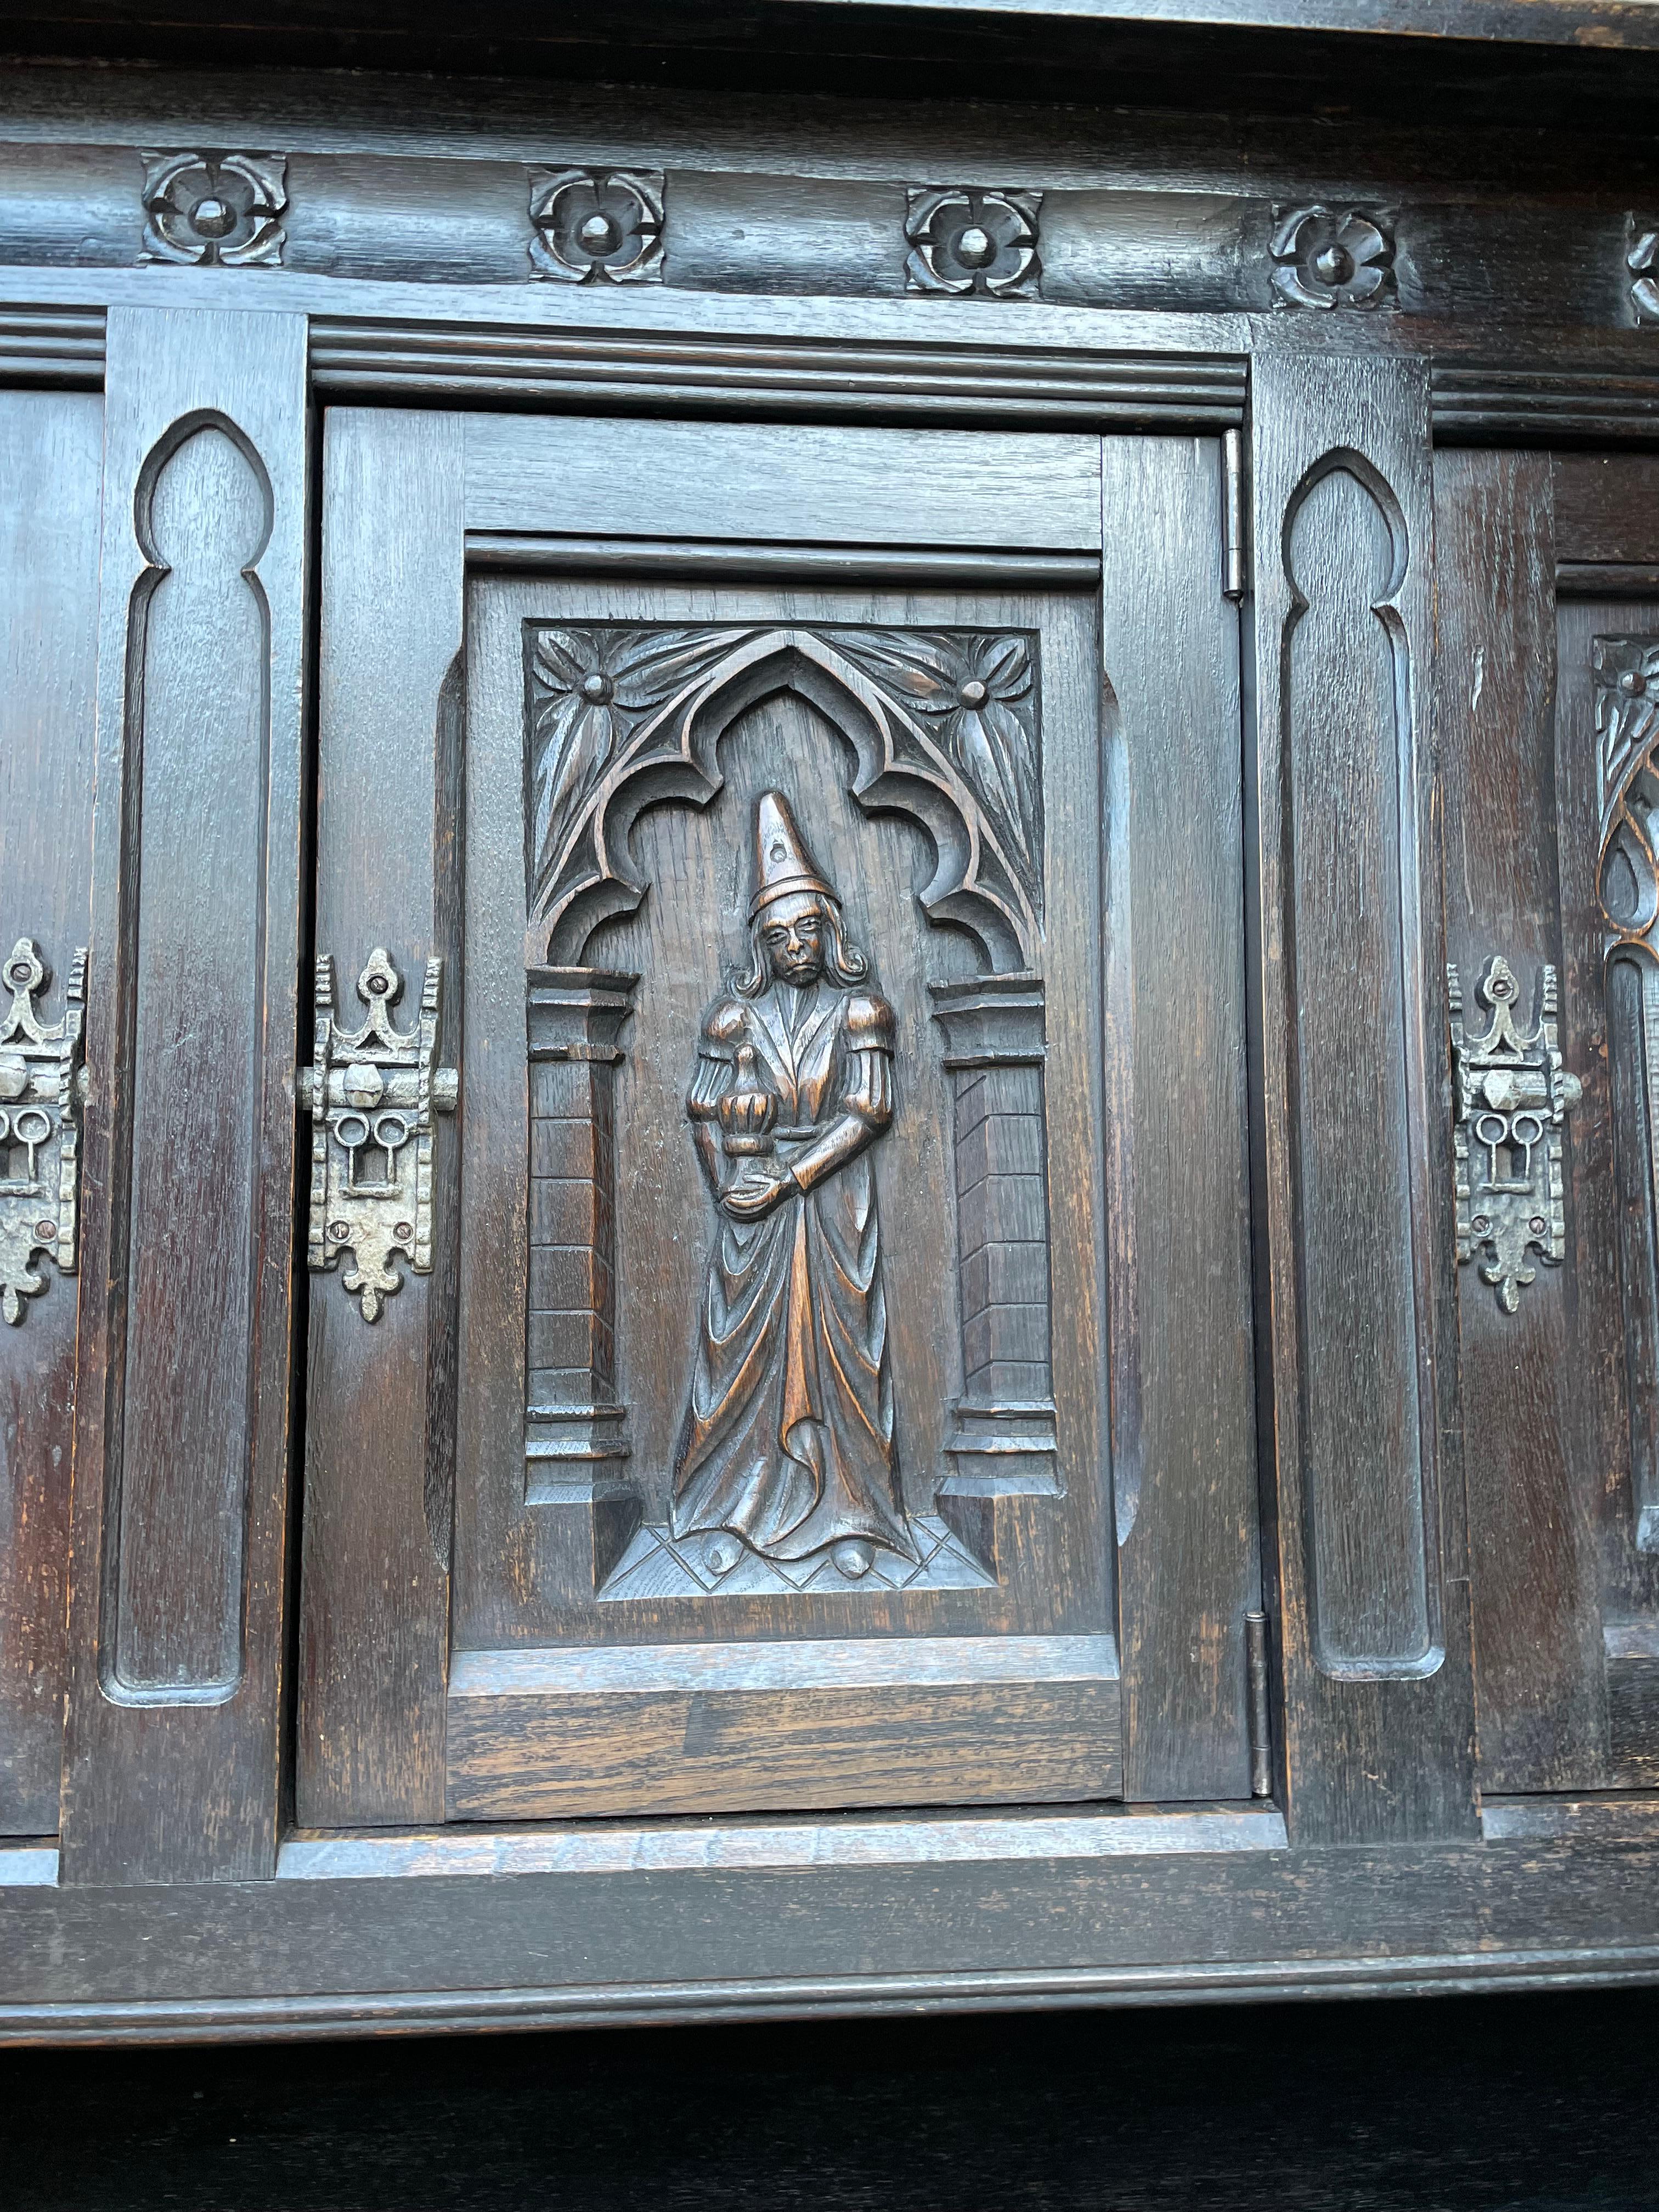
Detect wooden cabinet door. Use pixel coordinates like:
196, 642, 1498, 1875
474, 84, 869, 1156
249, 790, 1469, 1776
296, 410, 1258, 1829
1441, 451, 1659, 1799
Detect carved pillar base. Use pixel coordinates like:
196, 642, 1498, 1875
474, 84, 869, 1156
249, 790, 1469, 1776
930, 976, 1059, 1566
526, 967, 641, 1584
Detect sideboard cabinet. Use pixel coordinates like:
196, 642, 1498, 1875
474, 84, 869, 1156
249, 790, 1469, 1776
4, 0, 1659, 2039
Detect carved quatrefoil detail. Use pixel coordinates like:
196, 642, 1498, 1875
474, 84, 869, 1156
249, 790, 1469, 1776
1270, 205, 1393, 310
139, 150, 287, 267
905, 188, 1042, 298
528, 167, 665, 284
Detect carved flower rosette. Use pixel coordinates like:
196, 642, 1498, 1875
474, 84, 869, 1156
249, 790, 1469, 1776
1270, 205, 1393, 310
139, 150, 288, 267
528, 167, 665, 284
905, 188, 1042, 298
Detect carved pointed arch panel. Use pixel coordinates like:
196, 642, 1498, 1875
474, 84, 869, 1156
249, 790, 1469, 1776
509, 610, 1068, 1598
452, 562, 1113, 1820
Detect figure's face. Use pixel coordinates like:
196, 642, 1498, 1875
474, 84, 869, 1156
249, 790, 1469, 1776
761, 895, 826, 985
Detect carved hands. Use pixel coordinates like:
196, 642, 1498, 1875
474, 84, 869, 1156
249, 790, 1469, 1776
721, 1162, 796, 1220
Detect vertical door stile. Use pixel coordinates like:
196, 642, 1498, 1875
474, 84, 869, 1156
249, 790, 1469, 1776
60, 305, 309, 1884
1435, 449, 1609, 1795
1249, 350, 1477, 1842
1101, 435, 1260, 1802
295, 409, 465, 1829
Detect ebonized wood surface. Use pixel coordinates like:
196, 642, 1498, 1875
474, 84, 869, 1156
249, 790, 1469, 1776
5, 1987, 1658, 2209
4, 1, 1659, 139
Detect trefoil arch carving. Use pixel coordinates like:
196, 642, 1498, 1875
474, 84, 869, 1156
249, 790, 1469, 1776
524, 623, 1043, 974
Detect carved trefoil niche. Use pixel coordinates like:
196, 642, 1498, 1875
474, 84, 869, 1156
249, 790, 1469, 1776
0, 939, 86, 1325
905, 188, 1042, 297
521, 620, 1057, 1597
138, 150, 287, 267
528, 168, 665, 284
1449, 956, 1582, 1313
1596, 634, 1659, 1549
1269, 205, 1394, 309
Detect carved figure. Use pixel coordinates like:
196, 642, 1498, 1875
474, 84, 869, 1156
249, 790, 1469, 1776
673, 791, 911, 1580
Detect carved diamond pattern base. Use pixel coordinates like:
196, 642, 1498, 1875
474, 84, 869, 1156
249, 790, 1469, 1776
599, 1513, 993, 1600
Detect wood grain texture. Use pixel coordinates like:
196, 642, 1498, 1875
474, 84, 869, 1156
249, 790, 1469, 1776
445, 1635, 1121, 1819
295, 409, 465, 1829
1099, 435, 1257, 1802
462, 416, 1103, 550
0, 391, 101, 1835
13, 1827, 1659, 2040
1434, 448, 1609, 1794
59, 306, 308, 1884
1250, 349, 1477, 1842
1552, 458, 1659, 567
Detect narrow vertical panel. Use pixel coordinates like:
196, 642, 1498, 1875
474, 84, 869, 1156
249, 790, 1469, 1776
61, 307, 308, 1883
1102, 435, 1259, 1802
296, 410, 464, 1827
1435, 449, 1608, 1794
1251, 351, 1476, 1842
0, 392, 101, 1833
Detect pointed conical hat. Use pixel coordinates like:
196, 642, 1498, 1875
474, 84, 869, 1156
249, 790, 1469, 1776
749, 789, 838, 920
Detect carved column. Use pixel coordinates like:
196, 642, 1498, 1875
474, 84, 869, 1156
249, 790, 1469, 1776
930, 975, 1059, 1561
525, 967, 640, 1585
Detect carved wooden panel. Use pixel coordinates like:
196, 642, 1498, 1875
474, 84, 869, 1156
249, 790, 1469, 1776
60, 306, 308, 1884
1251, 352, 1476, 1843
455, 572, 1114, 1819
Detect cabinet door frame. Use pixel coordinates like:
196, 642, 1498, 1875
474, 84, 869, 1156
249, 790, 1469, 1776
297, 406, 1260, 1829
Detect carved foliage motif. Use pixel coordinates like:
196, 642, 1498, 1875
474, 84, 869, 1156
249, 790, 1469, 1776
1597, 636, 1659, 938
0, 939, 85, 1325
1449, 956, 1582, 1313
905, 188, 1042, 297
1629, 217, 1659, 325
528, 168, 665, 283
298, 949, 459, 1322
1594, 636, 1659, 1548
1271, 205, 1393, 309
139, 150, 287, 267
526, 623, 1043, 969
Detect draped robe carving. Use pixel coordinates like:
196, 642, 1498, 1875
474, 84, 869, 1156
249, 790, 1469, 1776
672, 793, 912, 1570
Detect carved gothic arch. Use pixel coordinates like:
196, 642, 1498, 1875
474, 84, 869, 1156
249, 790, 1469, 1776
523, 623, 1043, 973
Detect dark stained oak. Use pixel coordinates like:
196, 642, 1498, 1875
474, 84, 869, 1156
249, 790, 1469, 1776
0, 390, 101, 1836
4, 5, 1659, 2041
59, 306, 308, 1887
1434, 448, 1609, 1794
1249, 349, 1477, 1844
296, 409, 466, 1829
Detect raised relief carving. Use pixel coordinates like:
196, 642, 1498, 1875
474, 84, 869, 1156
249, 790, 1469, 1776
1596, 635, 1659, 1546
523, 621, 1053, 1598
298, 950, 458, 1322
1629, 218, 1659, 325
527, 624, 1042, 968
671, 792, 908, 1585
905, 188, 1042, 297
0, 940, 85, 1325
138, 151, 287, 267
1270, 206, 1393, 309
528, 167, 665, 283
1449, 956, 1582, 1312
